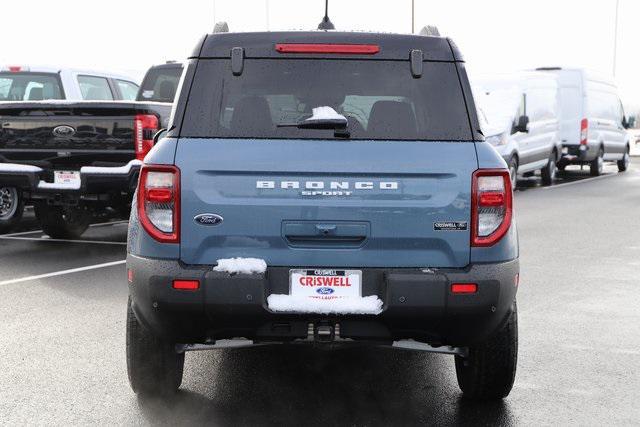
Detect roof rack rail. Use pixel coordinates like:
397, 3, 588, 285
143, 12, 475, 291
213, 21, 229, 33
535, 67, 562, 71
419, 25, 440, 37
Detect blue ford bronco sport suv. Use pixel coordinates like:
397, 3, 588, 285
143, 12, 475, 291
126, 30, 519, 400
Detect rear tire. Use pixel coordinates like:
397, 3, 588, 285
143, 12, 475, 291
33, 202, 91, 239
617, 149, 630, 172
126, 297, 184, 397
455, 302, 518, 400
590, 148, 604, 176
540, 151, 557, 186
0, 187, 24, 234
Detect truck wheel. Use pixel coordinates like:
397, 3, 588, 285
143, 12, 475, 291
540, 151, 557, 186
617, 149, 630, 172
590, 148, 604, 176
0, 187, 24, 234
455, 302, 518, 400
126, 297, 184, 396
34, 202, 91, 239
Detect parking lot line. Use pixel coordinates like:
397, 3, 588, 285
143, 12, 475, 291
0, 236, 127, 245
0, 260, 126, 286
0, 220, 129, 237
542, 172, 618, 190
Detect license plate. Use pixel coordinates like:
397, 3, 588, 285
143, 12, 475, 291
290, 269, 361, 298
54, 171, 81, 186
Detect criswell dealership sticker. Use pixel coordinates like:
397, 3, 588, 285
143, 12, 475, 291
434, 221, 468, 231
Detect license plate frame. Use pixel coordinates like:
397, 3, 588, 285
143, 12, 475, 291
54, 170, 81, 187
289, 269, 362, 298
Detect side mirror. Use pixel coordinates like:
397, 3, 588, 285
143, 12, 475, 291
153, 128, 168, 144
513, 115, 529, 133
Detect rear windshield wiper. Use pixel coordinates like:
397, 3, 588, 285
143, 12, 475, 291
278, 106, 351, 138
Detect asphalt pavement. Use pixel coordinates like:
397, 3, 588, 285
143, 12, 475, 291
1, 163, 639, 425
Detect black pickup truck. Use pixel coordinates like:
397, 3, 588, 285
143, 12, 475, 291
0, 101, 171, 237
0, 62, 183, 237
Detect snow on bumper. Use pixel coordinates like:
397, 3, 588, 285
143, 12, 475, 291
0, 160, 142, 192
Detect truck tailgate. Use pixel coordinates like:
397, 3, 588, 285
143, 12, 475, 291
176, 139, 478, 268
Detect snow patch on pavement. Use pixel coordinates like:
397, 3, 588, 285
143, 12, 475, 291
213, 258, 267, 274
267, 294, 383, 315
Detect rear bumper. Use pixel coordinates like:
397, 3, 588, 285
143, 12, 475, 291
0, 160, 141, 195
560, 144, 595, 163
127, 255, 519, 347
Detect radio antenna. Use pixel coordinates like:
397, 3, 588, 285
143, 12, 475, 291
317, 0, 335, 30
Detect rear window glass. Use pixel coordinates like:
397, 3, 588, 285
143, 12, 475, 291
181, 59, 472, 141
0, 72, 64, 101
136, 66, 182, 102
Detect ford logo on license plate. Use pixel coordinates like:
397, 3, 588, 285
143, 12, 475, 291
316, 287, 335, 295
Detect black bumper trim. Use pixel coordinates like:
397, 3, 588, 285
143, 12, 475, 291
127, 255, 519, 347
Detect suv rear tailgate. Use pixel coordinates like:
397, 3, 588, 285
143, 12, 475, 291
176, 139, 477, 268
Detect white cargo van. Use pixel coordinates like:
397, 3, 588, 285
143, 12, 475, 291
536, 67, 631, 175
474, 72, 561, 187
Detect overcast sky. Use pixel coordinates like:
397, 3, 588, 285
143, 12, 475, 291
2, 0, 638, 108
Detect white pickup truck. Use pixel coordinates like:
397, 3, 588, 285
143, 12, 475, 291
0, 65, 140, 233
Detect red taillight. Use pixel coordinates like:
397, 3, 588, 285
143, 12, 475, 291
127, 269, 134, 283
451, 283, 478, 294
275, 43, 380, 55
134, 114, 159, 161
172, 280, 199, 291
8, 66, 22, 72
580, 118, 588, 145
471, 169, 513, 247
138, 165, 180, 243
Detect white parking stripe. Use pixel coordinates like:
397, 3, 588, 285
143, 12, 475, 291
0, 236, 126, 245
0, 219, 129, 237
0, 260, 126, 286
542, 172, 618, 190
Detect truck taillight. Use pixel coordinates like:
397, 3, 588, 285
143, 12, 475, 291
134, 114, 159, 161
580, 118, 588, 145
471, 169, 513, 247
138, 165, 180, 243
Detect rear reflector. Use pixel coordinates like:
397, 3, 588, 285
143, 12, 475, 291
275, 43, 380, 54
127, 269, 133, 283
172, 280, 200, 291
451, 283, 478, 294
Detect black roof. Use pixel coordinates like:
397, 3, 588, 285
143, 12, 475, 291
190, 31, 464, 62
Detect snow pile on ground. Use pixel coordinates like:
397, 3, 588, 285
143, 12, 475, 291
305, 106, 346, 122
213, 258, 267, 274
267, 294, 383, 315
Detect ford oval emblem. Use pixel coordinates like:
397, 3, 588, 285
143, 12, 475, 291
52, 125, 76, 137
316, 287, 335, 295
194, 213, 223, 226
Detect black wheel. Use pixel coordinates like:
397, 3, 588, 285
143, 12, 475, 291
455, 302, 518, 400
540, 151, 557, 186
0, 187, 24, 234
126, 297, 184, 396
590, 148, 604, 176
617, 149, 630, 172
507, 156, 518, 189
33, 202, 91, 239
